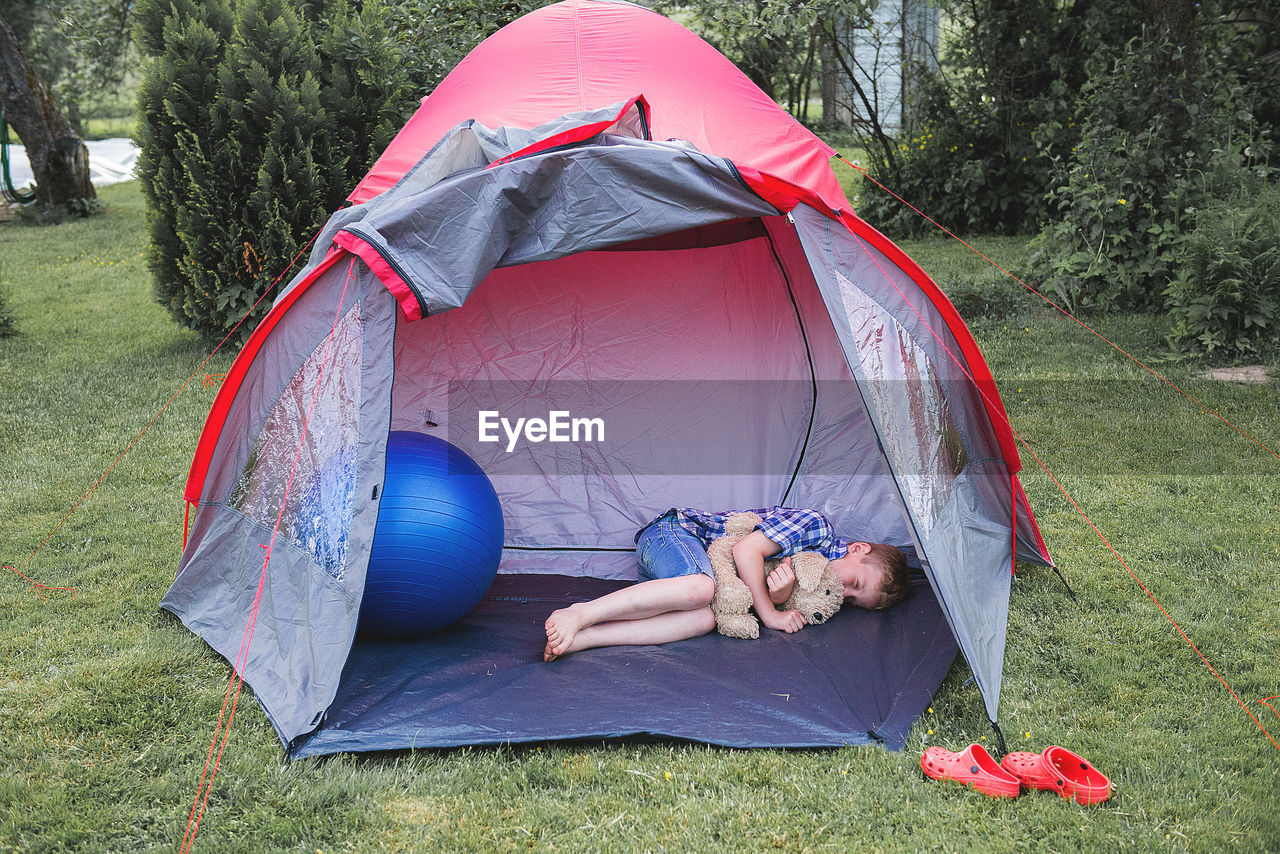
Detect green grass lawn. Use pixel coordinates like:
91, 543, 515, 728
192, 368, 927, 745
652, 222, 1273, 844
1, 182, 1277, 852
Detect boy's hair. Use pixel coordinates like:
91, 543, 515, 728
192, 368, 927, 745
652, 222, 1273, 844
866, 542, 910, 610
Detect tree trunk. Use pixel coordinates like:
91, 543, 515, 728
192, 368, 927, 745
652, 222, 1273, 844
0, 13, 95, 210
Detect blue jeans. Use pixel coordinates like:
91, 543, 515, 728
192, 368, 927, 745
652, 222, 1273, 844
636, 515, 714, 584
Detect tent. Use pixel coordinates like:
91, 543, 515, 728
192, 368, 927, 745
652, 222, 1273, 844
162, 0, 1053, 758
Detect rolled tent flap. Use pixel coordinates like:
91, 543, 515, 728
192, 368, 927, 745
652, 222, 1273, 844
331, 136, 781, 320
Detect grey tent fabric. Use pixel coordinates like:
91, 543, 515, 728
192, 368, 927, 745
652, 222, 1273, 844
164, 264, 398, 739
791, 205, 1019, 721
336, 136, 780, 317
282, 99, 658, 305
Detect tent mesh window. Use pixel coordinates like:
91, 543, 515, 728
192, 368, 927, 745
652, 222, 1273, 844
835, 271, 967, 538
229, 303, 363, 581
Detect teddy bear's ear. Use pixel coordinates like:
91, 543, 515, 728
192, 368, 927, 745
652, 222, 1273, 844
791, 552, 829, 591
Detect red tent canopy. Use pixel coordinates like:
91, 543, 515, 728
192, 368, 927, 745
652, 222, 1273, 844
349, 0, 847, 214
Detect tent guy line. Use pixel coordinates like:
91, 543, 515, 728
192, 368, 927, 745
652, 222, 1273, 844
835, 154, 1279, 463
2, 564, 75, 600
181, 256, 359, 854
1010, 426, 1280, 755
3, 230, 320, 601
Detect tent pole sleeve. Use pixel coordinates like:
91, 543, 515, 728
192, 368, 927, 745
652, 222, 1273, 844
1010, 473, 1017, 577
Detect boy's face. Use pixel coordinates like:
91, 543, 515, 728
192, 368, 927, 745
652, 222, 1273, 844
831, 542, 884, 610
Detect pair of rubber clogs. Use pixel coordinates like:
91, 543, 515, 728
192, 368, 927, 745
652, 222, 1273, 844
920, 743, 1111, 803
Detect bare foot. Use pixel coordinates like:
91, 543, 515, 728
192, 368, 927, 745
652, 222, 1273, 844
544, 605, 585, 661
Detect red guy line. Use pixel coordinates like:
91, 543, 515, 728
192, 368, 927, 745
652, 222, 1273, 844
180, 257, 358, 853
5, 232, 319, 599
4, 565, 76, 599
1260, 697, 1280, 722
835, 154, 1279, 463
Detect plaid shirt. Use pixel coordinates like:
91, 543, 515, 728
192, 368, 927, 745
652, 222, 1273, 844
669, 506, 849, 561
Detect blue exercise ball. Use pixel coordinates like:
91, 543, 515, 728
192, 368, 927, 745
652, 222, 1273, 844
359, 431, 504, 639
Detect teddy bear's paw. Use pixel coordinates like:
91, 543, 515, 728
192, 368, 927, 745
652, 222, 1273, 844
716, 616, 760, 639
714, 589, 750, 614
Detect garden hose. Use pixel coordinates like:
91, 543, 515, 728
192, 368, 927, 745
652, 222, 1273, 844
1, 107, 38, 204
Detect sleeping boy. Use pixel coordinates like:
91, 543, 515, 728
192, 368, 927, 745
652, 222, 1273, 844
543, 506, 910, 661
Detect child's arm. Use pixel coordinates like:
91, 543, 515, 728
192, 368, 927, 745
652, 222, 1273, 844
767, 557, 795, 605
732, 532, 804, 633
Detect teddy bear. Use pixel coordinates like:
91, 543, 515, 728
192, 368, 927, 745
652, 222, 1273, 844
705, 512, 845, 639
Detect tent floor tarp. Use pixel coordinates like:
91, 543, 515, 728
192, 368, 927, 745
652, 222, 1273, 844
288, 573, 958, 758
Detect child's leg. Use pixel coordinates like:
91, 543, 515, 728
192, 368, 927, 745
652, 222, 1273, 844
544, 515, 716, 661
543, 573, 714, 660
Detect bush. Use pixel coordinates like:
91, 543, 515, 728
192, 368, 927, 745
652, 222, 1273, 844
1028, 36, 1272, 313
857, 0, 1142, 238
1165, 183, 1280, 358
134, 0, 413, 342
386, 0, 544, 99
0, 283, 16, 338
858, 72, 1060, 238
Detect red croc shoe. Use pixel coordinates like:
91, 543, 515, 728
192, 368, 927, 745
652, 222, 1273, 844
1001, 746, 1112, 805
921, 744, 1021, 798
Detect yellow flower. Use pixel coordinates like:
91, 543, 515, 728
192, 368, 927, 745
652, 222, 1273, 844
664, 771, 672, 780
1118, 198, 1127, 205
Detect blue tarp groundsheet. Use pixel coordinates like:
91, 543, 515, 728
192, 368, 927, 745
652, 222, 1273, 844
288, 571, 957, 758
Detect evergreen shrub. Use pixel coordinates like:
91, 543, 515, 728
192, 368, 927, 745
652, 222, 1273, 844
134, 0, 412, 342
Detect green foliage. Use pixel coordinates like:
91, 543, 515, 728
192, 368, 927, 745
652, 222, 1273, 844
1029, 36, 1272, 313
859, 0, 1140, 238
858, 73, 1054, 237
386, 0, 545, 98
315, 0, 415, 176
1165, 182, 1280, 357
0, 0, 139, 130
1215, 1, 1280, 135
658, 1, 872, 120
134, 0, 413, 342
